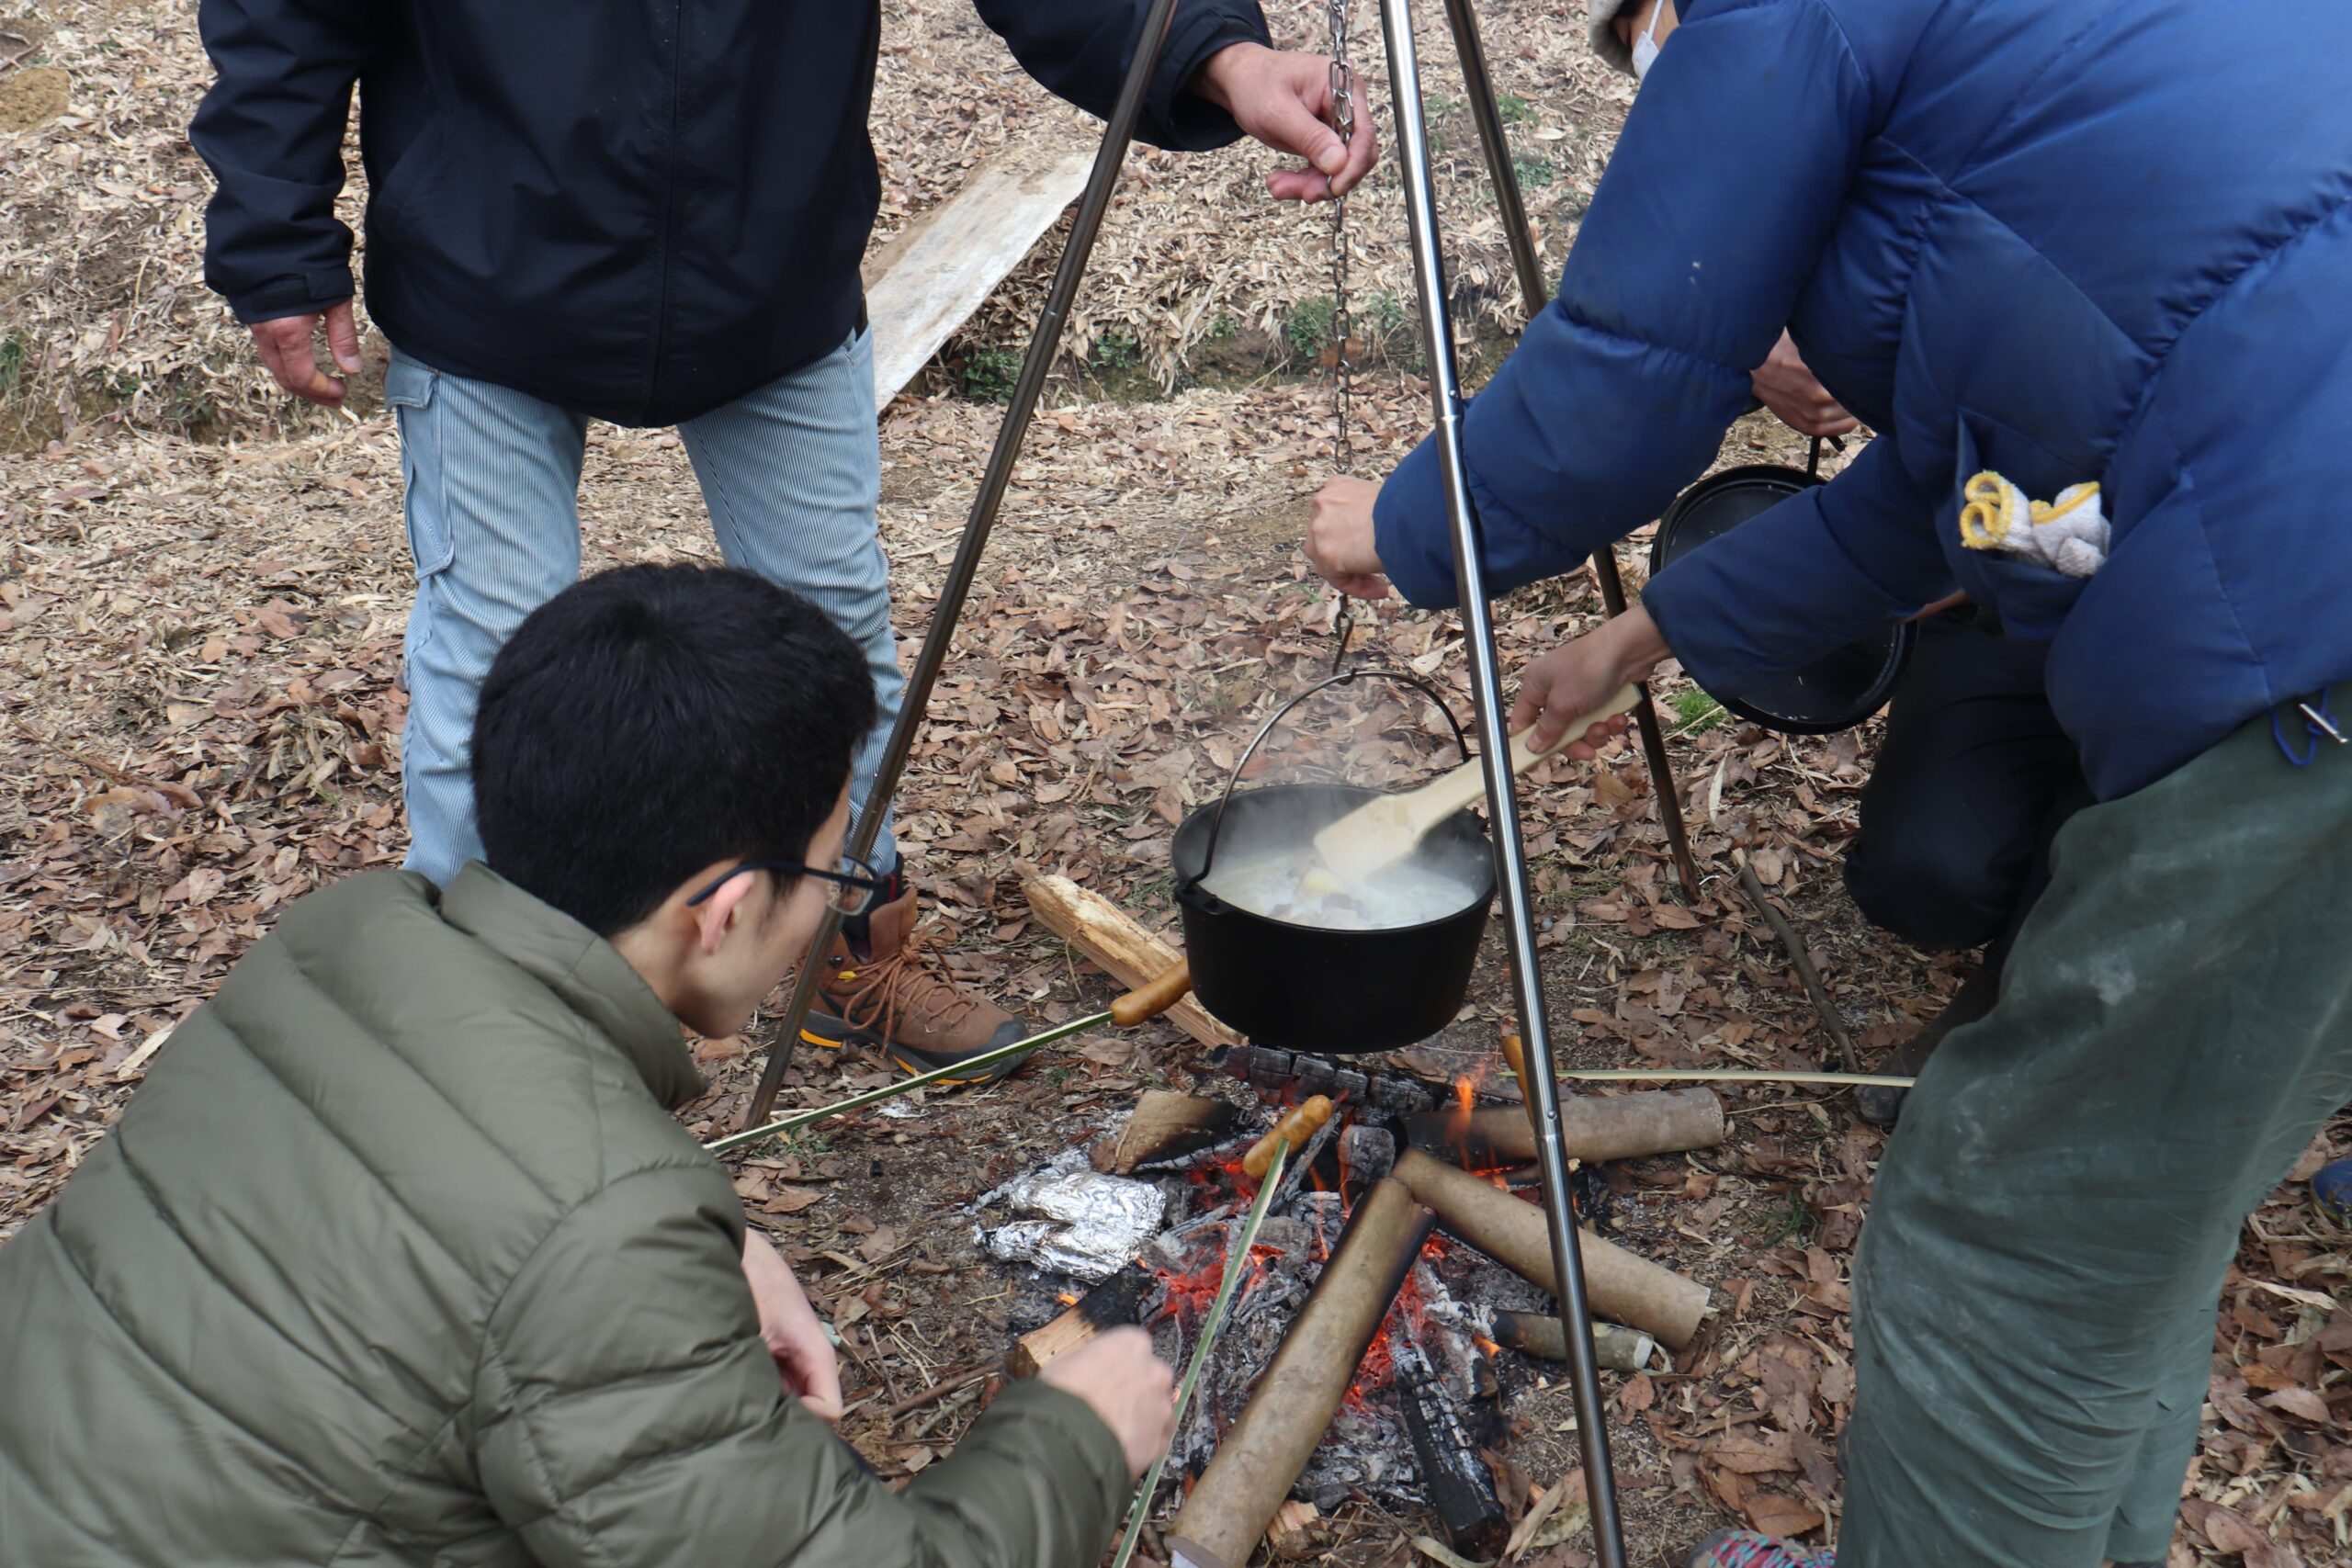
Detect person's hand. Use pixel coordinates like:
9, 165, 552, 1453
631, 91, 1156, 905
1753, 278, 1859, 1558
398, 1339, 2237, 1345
1512, 605, 1672, 754
1191, 42, 1380, 203
1039, 1326, 1177, 1478
249, 300, 364, 407
741, 1229, 844, 1421
1749, 330, 1857, 438
1305, 475, 1391, 599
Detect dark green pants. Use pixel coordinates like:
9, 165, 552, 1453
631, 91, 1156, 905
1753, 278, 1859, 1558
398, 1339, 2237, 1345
1842, 713, 2352, 1566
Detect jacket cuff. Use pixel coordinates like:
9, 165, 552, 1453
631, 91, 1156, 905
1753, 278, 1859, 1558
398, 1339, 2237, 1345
226, 273, 357, 326
1374, 436, 1464, 609
1640, 488, 1879, 698
1148, 4, 1272, 152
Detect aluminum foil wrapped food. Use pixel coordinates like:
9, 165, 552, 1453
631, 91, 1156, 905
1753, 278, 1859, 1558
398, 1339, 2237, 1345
977, 1149, 1168, 1280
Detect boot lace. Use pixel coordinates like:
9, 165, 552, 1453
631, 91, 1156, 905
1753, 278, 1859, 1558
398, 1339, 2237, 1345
828, 919, 984, 1044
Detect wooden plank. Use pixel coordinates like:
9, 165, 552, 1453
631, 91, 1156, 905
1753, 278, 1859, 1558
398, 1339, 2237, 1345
862, 134, 1093, 412
1006, 1263, 1151, 1379
1023, 874, 1244, 1049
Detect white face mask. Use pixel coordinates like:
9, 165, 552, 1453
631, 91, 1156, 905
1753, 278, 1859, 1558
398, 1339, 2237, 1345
1631, 2, 1668, 81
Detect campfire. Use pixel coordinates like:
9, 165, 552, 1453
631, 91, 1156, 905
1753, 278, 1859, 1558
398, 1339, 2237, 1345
978, 1051, 1725, 1568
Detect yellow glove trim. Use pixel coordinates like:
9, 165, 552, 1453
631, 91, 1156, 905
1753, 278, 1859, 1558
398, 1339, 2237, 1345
1959, 470, 2018, 549
2029, 482, 2101, 525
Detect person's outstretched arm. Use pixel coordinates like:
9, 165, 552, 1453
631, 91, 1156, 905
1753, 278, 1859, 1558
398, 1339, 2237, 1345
469, 1165, 1149, 1568
1368, 0, 1881, 608
190, 0, 370, 404
970, 0, 1268, 152
972, 1, 1377, 197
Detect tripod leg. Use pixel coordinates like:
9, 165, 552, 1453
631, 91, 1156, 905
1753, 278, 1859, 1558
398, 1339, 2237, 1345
1439, 0, 1702, 898
744, 0, 1186, 1130
1378, 4, 1630, 1565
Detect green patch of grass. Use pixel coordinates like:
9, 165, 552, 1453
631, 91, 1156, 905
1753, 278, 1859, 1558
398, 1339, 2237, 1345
1761, 1198, 1820, 1248
1511, 155, 1557, 190
0, 334, 26, 400
1091, 329, 1139, 372
1206, 312, 1238, 342
959, 344, 1021, 403
1365, 289, 1409, 347
1671, 689, 1728, 733
1283, 294, 1337, 361
1496, 93, 1537, 126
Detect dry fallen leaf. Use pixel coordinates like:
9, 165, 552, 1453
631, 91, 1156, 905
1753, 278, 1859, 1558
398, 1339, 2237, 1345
765, 1185, 826, 1214
1740, 1492, 1824, 1539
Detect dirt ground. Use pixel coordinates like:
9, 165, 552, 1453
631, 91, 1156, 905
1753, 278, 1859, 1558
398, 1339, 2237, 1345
3, 3, 2347, 1566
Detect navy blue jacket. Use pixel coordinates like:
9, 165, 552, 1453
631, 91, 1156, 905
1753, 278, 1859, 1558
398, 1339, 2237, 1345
191, 2, 1266, 427
1374, 0, 2352, 800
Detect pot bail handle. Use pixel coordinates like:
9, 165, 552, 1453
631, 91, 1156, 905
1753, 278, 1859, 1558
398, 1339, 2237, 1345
1192, 666, 1472, 885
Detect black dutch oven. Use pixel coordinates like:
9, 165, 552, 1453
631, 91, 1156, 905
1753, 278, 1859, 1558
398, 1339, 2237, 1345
1648, 457, 1914, 735
1171, 671, 1495, 1054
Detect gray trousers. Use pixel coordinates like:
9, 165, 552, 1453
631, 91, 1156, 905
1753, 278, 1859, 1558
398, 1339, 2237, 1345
1842, 711, 2352, 1565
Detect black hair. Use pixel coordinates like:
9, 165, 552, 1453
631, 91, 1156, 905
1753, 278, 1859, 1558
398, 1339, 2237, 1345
471, 562, 876, 936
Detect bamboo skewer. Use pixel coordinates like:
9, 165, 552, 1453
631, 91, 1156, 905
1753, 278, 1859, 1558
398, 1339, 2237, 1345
707, 964, 1193, 1156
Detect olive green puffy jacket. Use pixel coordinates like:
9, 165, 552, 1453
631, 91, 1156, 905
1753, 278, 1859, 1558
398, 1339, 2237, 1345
0, 865, 1127, 1566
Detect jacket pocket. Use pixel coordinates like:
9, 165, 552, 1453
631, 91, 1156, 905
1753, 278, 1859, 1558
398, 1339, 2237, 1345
1945, 409, 2092, 639
367, 120, 451, 243
385, 355, 454, 580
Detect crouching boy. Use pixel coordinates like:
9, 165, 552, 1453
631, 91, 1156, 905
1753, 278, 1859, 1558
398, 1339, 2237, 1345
0, 564, 1172, 1566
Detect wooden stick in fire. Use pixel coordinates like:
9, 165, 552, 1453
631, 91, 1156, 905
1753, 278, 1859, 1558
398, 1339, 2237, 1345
1162, 1176, 1438, 1568
1392, 1147, 1710, 1349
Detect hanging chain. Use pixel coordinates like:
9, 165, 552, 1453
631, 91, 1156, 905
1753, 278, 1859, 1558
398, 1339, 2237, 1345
1325, 0, 1359, 673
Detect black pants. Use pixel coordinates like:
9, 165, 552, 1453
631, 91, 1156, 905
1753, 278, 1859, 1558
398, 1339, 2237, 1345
1843, 617, 2096, 957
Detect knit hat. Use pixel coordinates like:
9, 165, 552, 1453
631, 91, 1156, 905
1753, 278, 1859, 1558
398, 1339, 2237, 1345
1588, 0, 1639, 77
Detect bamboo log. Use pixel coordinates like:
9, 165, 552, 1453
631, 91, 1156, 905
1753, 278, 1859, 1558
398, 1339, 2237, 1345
1163, 1177, 1436, 1568
1488, 1310, 1657, 1372
1023, 874, 1241, 1048
1406, 1089, 1724, 1168
1392, 1148, 1709, 1349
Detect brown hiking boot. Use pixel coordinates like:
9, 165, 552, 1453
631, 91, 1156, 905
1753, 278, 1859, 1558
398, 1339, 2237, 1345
804, 875, 1031, 1084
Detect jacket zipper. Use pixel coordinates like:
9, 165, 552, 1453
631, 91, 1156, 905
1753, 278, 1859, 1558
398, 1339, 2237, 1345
645, 0, 687, 420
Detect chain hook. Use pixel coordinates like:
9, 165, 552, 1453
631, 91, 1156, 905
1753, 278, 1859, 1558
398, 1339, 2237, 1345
1325, 0, 1358, 675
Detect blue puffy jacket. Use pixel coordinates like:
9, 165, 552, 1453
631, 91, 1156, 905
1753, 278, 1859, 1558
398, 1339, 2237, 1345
1372, 0, 2352, 800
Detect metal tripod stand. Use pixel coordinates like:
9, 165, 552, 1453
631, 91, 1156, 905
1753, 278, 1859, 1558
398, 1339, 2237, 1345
741, 6, 1658, 1562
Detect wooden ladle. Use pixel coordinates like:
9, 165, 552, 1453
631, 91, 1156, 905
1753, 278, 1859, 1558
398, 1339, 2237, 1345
1311, 684, 1640, 882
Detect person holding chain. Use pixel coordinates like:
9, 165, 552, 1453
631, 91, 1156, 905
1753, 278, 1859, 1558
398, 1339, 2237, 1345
192, 0, 1377, 1087
1306, 2, 2351, 1564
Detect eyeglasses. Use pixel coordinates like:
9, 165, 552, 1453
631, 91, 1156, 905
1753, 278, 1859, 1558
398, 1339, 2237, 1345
686, 852, 890, 917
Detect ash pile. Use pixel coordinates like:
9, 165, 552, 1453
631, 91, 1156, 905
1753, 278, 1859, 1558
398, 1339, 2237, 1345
974, 1047, 1726, 1566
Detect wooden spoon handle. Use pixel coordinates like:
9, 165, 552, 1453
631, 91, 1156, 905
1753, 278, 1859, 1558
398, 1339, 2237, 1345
1404, 683, 1640, 831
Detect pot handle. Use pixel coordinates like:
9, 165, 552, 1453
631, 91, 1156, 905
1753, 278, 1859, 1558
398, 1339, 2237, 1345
1192, 666, 1472, 884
